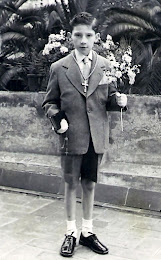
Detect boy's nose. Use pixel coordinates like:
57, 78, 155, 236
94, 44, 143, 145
81, 36, 87, 44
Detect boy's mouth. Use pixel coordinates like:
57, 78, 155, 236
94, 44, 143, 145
80, 47, 88, 50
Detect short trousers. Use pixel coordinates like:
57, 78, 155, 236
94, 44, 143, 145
61, 138, 102, 184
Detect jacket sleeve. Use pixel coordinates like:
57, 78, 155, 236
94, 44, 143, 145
106, 81, 127, 112
42, 64, 66, 132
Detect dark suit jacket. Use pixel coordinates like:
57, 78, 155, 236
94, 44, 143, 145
42, 50, 123, 155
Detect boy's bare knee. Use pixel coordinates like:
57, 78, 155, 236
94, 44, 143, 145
81, 178, 95, 192
65, 181, 79, 191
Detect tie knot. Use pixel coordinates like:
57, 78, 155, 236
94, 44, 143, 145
83, 56, 89, 64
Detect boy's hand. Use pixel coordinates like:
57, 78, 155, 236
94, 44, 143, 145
57, 119, 69, 134
116, 92, 127, 108
52, 119, 69, 134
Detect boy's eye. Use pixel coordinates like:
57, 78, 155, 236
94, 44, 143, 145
74, 33, 82, 37
86, 34, 93, 37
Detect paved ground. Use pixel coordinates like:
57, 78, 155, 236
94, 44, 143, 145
0, 188, 161, 260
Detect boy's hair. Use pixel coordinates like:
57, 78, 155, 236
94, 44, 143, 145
70, 12, 98, 32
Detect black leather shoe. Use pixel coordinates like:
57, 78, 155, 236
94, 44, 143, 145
60, 233, 76, 257
79, 232, 109, 254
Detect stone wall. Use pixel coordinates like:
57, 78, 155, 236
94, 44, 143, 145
0, 92, 60, 155
0, 92, 160, 163
104, 94, 161, 166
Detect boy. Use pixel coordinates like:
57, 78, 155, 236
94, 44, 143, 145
42, 12, 127, 257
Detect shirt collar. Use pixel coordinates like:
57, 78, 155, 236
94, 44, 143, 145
74, 49, 93, 64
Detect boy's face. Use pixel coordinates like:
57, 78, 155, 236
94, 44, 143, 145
70, 24, 99, 56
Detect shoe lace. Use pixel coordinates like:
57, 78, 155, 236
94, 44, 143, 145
66, 231, 74, 241
63, 232, 74, 250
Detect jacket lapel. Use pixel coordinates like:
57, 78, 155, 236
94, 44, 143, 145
62, 51, 86, 97
87, 52, 105, 98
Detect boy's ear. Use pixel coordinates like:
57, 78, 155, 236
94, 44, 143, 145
95, 33, 100, 43
67, 32, 72, 40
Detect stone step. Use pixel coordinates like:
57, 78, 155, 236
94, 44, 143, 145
0, 151, 61, 176
0, 152, 161, 212
101, 161, 161, 177
104, 150, 161, 166
99, 161, 161, 192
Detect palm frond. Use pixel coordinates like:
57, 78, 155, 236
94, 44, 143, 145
0, 10, 9, 27
17, 8, 44, 24
105, 7, 150, 21
68, 0, 77, 17
2, 32, 30, 45
131, 41, 161, 95
74, 0, 88, 12
15, 0, 27, 9
103, 23, 146, 39
148, 45, 161, 94
107, 13, 156, 34
0, 66, 23, 89
55, 0, 67, 29
105, 6, 161, 31
0, 2, 17, 13
133, 43, 152, 87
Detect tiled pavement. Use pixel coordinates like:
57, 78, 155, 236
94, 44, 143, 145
0, 188, 161, 260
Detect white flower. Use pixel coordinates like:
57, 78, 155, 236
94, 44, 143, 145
42, 44, 49, 55
60, 46, 68, 54
132, 65, 140, 73
103, 35, 115, 50
105, 74, 117, 84
24, 23, 33, 29
127, 69, 136, 85
42, 30, 68, 55
122, 53, 132, 64
49, 34, 60, 43
49, 31, 65, 43
126, 47, 132, 56
60, 30, 66, 40
115, 70, 122, 78
106, 34, 113, 41
103, 34, 140, 87
102, 42, 111, 50
120, 62, 126, 71
51, 42, 61, 48
42, 44, 53, 55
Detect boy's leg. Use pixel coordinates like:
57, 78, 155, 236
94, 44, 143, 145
60, 155, 81, 257
80, 137, 98, 236
65, 180, 79, 237
80, 178, 108, 255
81, 178, 95, 236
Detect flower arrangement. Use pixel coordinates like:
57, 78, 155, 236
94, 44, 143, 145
101, 35, 140, 89
42, 30, 71, 57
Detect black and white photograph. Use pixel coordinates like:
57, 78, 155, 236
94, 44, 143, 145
0, 0, 161, 259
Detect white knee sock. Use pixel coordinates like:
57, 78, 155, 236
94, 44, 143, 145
82, 218, 93, 237
66, 220, 77, 238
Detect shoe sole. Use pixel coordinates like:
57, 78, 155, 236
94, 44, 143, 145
60, 251, 73, 257
79, 240, 109, 255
